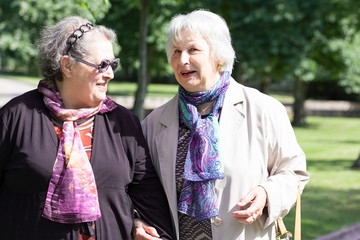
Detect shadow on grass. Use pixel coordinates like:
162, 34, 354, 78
107, 91, 134, 96
283, 186, 360, 240
307, 159, 356, 171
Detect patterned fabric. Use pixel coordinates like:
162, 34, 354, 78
38, 80, 117, 224
54, 117, 94, 160
55, 119, 97, 239
79, 222, 96, 240
178, 72, 231, 221
176, 122, 212, 240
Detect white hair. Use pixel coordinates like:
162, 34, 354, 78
166, 9, 235, 73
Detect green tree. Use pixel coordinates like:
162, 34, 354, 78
211, 0, 360, 126
0, 0, 110, 74
338, 33, 360, 100
103, 0, 181, 119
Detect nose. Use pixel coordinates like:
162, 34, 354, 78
103, 66, 114, 80
180, 51, 190, 65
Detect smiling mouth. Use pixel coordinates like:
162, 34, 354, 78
96, 82, 107, 87
96, 79, 109, 86
181, 71, 196, 76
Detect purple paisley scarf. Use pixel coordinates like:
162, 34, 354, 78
178, 72, 231, 221
38, 80, 117, 223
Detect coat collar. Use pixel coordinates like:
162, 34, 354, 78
158, 94, 179, 128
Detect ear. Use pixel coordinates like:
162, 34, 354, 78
60, 55, 73, 79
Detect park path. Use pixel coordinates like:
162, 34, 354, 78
0, 77, 37, 107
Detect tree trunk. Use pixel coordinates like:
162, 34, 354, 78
259, 75, 271, 94
292, 76, 308, 126
232, 62, 247, 85
133, 0, 149, 120
351, 153, 360, 169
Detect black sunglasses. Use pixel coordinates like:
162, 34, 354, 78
73, 57, 120, 73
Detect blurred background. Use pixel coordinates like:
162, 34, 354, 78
0, 0, 359, 239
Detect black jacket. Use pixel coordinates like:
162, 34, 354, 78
0, 90, 174, 240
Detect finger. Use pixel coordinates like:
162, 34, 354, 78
237, 192, 256, 209
134, 229, 161, 240
144, 226, 160, 238
233, 212, 258, 224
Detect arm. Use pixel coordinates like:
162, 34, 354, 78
127, 116, 175, 240
0, 108, 11, 182
233, 98, 309, 228
259, 100, 309, 227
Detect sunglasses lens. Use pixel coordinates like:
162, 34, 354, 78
98, 60, 110, 73
111, 59, 120, 72
98, 59, 120, 73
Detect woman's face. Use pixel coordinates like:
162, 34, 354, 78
170, 30, 221, 93
61, 36, 115, 109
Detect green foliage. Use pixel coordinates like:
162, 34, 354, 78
338, 33, 360, 98
294, 59, 318, 82
215, 1, 349, 82
102, 0, 181, 81
1, 0, 360, 99
0, 0, 110, 73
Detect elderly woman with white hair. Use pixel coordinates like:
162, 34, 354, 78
140, 9, 309, 240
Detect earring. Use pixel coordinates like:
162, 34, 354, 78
218, 62, 223, 69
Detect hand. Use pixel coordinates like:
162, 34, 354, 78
133, 218, 162, 240
232, 186, 268, 224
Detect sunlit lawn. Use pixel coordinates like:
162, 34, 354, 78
286, 116, 360, 240
108, 81, 179, 97
0, 74, 179, 97
0, 73, 293, 101
2, 74, 360, 239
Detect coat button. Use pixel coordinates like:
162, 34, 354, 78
212, 216, 222, 227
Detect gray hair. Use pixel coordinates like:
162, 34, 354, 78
166, 9, 235, 73
37, 16, 116, 82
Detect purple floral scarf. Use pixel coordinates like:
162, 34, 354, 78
178, 72, 231, 221
38, 80, 117, 223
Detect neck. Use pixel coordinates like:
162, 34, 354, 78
55, 79, 79, 109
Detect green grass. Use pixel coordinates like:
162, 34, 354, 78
284, 116, 360, 240
107, 81, 179, 97
270, 92, 294, 104
2, 73, 359, 239
0, 73, 179, 97
0, 73, 294, 100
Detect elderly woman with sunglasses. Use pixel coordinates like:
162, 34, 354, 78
141, 9, 309, 240
0, 16, 174, 240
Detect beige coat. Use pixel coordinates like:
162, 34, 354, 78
142, 79, 309, 240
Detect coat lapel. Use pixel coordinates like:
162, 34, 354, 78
154, 95, 180, 231
219, 78, 246, 129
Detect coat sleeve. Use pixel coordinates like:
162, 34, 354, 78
0, 107, 11, 183
126, 114, 175, 240
258, 97, 309, 228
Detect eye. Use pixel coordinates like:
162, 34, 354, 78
173, 49, 181, 55
189, 48, 198, 53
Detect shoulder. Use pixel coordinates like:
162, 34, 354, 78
232, 80, 286, 113
101, 99, 144, 135
142, 94, 178, 127
0, 90, 43, 119
227, 79, 288, 124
